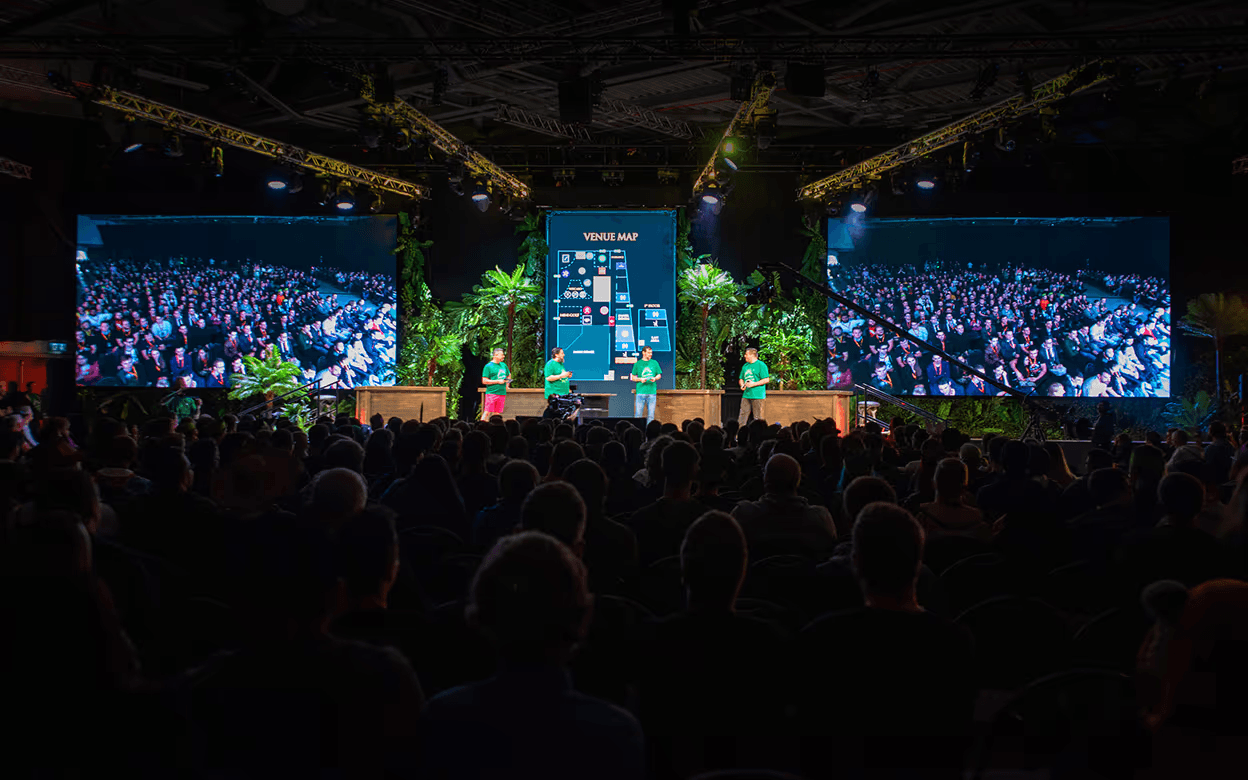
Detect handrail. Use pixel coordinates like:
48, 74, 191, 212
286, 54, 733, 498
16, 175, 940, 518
853, 382, 948, 426
240, 377, 342, 417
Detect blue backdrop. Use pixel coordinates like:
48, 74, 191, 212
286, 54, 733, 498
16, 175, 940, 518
546, 210, 677, 416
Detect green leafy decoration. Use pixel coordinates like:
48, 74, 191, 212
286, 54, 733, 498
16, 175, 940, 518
447, 264, 542, 385
227, 351, 303, 402
1163, 389, 1219, 432
677, 262, 745, 389
1181, 292, 1248, 397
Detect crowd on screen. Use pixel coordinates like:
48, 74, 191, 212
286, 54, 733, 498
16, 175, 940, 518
75, 257, 397, 389
3, 397, 1248, 778
826, 262, 1171, 398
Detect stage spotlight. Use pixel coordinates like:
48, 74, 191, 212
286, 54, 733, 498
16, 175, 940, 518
316, 178, 333, 206
288, 171, 304, 194
849, 201, 866, 213
333, 180, 356, 211
471, 181, 492, 211
602, 170, 624, 186
264, 168, 290, 191
994, 127, 1016, 152
752, 107, 778, 149
721, 139, 742, 171
657, 168, 679, 185
554, 168, 576, 187
163, 131, 184, 158
1017, 68, 1035, 102
916, 177, 937, 191
360, 115, 383, 149
368, 189, 384, 213
391, 127, 412, 152
700, 181, 722, 205
969, 63, 999, 101
824, 200, 841, 217
124, 142, 143, 153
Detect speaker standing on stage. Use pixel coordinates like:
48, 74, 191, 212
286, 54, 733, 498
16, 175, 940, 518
630, 346, 661, 423
738, 348, 770, 426
544, 347, 572, 399
482, 347, 510, 419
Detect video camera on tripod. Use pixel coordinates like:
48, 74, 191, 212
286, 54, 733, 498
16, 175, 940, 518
544, 392, 585, 420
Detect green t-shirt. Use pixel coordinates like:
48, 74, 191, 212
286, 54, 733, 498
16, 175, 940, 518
631, 359, 661, 394
544, 359, 570, 398
169, 395, 197, 419
740, 360, 769, 399
482, 361, 509, 395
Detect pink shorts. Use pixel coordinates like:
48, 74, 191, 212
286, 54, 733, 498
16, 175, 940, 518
483, 393, 507, 417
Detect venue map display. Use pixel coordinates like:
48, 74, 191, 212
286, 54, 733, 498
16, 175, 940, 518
546, 210, 676, 415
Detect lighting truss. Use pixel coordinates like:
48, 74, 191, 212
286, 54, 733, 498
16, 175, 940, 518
494, 104, 592, 142
0, 156, 33, 180
6, 30, 1248, 61
596, 98, 697, 140
358, 75, 529, 200
91, 87, 427, 199
693, 71, 776, 196
798, 60, 1115, 202
1234, 154, 1248, 175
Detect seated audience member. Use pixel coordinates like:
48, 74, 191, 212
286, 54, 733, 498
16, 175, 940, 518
976, 439, 1056, 522
629, 441, 708, 565
563, 458, 638, 594
420, 531, 645, 780
798, 503, 976, 777
638, 511, 789, 779
331, 506, 428, 673
916, 457, 990, 540
176, 512, 424, 776
474, 459, 540, 550
1142, 580, 1248, 780
1068, 467, 1139, 565
520, 481, 587, 555
731, 452, 838, 560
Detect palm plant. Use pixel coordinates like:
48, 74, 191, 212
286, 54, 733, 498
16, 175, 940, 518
678, 262, 744, 389
759, 328, 823, 390
449, 264, 542, 368
1181, 293, 1248, 398
227, 351, 303, 402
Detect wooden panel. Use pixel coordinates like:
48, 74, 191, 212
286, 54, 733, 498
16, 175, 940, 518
753, 390, 854, 430
657, 389, 722, 425
355, 386, 448, 423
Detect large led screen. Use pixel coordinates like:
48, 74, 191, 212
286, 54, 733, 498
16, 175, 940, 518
826, 216, 1171, 398
75, 215, 398, 389
546, 210, 677, 416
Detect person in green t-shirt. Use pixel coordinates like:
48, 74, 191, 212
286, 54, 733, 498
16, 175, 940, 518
161, 377, 202, 421
630, 345, 662, 422
481, 347, 511, 419
544, 347, 573, 399
738, 347, 770, 426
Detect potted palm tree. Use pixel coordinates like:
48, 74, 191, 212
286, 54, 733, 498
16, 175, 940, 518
1181, 292, 1248, 399
679, 262, 744, 389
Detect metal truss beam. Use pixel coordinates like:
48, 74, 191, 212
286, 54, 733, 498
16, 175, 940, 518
596, 98, 697, 139
494, 104, 592, 143
91, 87, 428, 199
1234, 154, 1248, 175
5, 29, 1248, 62
798, 60, 1115, 202
693, 71, 777, 195
357, 76, 530, 199
0, 156, 33, 179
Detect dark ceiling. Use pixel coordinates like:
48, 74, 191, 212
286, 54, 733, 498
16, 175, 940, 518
2, 1, 1248, 182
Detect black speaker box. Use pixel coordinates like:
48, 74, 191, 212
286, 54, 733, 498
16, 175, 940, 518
558, 78, 594, 124
785, 63, 827, 97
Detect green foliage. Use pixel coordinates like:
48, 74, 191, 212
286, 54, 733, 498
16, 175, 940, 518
676, 209, 697, 272
676, 262, 744, 389
759, 328, 823, 390
227, 351, 303, 402
869, 396, 1064, 439
1163, 389, 1219, 432
797, 213, 829, 279
515, 211, 548, 280
1182, 293, 1248, 341
447, 264, 542, 385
